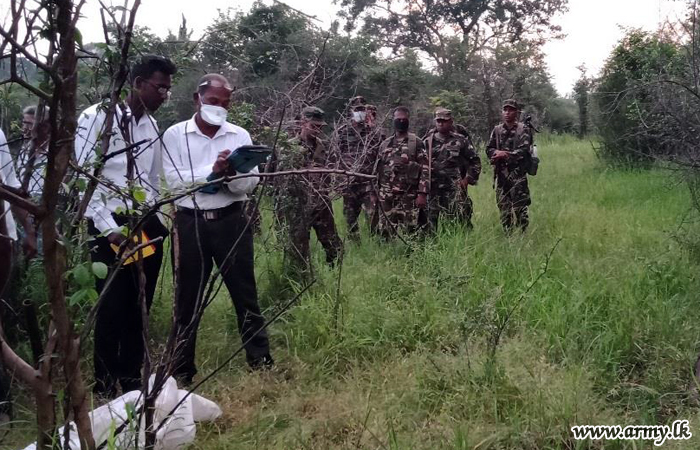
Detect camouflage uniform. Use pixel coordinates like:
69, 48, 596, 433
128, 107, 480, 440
336, 96, 383, 237
423, 109, 481, 231
374, 133, 429, 236
275, 107, 343, 275
486, 100, 532, 232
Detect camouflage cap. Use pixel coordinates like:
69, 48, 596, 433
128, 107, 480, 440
434, 107, 452, 120
502, 99, 519, 110
349, 96, 367, 108
301, 106, 326, 124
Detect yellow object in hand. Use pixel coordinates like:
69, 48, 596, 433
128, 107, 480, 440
110, 231, 156, 265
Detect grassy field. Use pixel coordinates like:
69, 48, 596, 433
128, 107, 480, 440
8, 134, 700, 449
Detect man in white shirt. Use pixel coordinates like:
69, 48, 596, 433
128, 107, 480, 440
162, 73, 272, 383
1, 126, 37, 423
76, 55, 176, 397
16, 105, 51, 198
1, 127, 37, 276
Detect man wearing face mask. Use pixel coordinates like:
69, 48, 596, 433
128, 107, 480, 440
423, 108, 481, 231
162, 74, 273, 383
486, 99, 532, 233
76, 54, 176, 397
275, 106, 343, 278
334, 96, 382, 239
372, 106, 429, 237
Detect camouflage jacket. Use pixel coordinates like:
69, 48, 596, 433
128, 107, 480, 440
276, 136, 332, 200
485, 122, 531, 172
374, 133, 429, 196
334, 122, 383, 175
424, 131, 481, 193
278, 136, 329, 170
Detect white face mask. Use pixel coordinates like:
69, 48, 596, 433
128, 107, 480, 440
199, 100, 228, 126
352, 111, 367, 122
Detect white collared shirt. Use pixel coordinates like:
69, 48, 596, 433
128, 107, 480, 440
15, 143, 48, 198
162, 116, 259, 210
0, 129, 20, 240
75, 102, 162, 234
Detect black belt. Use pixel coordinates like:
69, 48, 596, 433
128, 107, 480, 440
177, 201, 243, 221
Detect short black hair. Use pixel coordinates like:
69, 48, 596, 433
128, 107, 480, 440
130, 54, 177, 83
393, 106, 410, 117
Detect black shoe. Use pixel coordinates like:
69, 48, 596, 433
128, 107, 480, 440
93, 379, 118, 400
174, 373, 194, 388
247, 353, 275, 371
119, 377, 142, 393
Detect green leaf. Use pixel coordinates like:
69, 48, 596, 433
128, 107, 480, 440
73, 265, 92, 286
69, 290, 85, 306
75, 28, 83, 47
92, 262, 108, 279
85, 289, 99, 303
132, 187, 147, 203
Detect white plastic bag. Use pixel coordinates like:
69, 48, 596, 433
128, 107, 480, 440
21, 376, 221, 450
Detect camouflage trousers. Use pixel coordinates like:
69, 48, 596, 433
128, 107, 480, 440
342, 181, 377, 237
495, 174, 530, 232
278, 194, 343, 276
377, 192, 421, 237
422, 188, 474, 233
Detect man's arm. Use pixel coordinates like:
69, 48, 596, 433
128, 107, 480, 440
1, 131, 37, 258
162, 125, 211, 189
415, 139, 429, 208
485, 127, 498, 160
75, 107, 122, 237
463, 136, 481, 185
11, 205, 36, 258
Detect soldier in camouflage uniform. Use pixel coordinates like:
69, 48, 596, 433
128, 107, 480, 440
423, 108, 481, 231
335, 96, 383, 239
486, 99, 532, 232
373, 106, 429, 237
275, 107, 343, 276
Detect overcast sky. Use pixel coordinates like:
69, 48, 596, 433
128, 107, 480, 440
5, 0, 691, 96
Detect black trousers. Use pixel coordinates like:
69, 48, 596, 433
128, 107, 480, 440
173, 203, 270, 380
90, 215, 165, 395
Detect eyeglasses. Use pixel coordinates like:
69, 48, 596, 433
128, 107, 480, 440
143, 79, 172, 96
198, 79, 233, 91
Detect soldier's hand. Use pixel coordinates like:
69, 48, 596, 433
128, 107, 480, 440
212, 149, 232, 174
491, 150, 510, 161
458, 177, 470, 191
416, 194, 427, 209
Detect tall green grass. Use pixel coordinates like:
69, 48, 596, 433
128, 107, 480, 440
177, 136, 699, 449
6, 136, 700, 449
